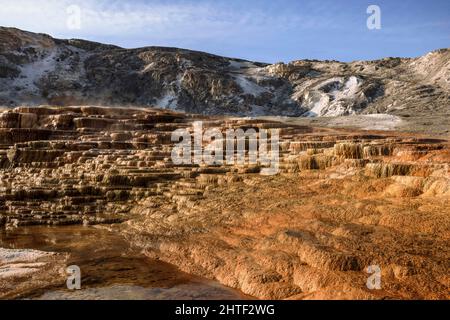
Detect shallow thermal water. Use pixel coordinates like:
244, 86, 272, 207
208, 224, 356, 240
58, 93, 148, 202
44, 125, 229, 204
0, 225, 251, 300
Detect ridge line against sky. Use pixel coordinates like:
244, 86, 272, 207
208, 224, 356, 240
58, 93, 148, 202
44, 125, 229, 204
0, 0, 449, 63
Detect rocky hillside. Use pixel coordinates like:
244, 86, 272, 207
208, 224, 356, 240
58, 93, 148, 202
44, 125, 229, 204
0, 27, 448, 117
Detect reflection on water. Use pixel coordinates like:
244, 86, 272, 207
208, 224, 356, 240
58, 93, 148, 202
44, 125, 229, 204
39, 282, 247, 300
0, 225, 252, 300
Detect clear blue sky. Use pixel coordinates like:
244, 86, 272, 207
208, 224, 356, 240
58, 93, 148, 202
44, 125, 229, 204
1, 0, 449, 62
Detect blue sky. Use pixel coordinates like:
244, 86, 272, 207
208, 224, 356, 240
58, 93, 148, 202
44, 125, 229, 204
1, 0, 449, 62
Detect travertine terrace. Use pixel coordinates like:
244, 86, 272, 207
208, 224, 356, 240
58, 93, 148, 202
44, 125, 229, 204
0, 106, 448, 299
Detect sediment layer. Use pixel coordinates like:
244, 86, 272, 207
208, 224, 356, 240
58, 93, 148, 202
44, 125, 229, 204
0, 106, 448, 299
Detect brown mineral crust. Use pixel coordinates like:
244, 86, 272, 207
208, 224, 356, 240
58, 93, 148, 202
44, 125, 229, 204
0, 105, 448, 299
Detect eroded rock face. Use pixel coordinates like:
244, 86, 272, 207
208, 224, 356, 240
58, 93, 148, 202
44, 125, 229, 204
120, 121, 449, 300
0, 105, 448, 299
0, 247, 67, 298
0, 27, 449, 118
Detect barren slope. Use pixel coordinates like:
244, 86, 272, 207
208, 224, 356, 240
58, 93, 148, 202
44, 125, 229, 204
1, 27, 448, 118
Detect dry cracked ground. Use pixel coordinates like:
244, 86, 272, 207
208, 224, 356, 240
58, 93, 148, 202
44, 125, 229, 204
0, 106, 448, 299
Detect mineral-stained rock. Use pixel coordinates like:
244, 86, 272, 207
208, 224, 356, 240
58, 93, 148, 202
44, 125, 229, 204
0, 248, 68, 298
0, 112, 37, 129
0, 105, 448, 300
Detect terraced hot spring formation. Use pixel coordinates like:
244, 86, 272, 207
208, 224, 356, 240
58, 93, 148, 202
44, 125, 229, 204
0, 106, 448, 299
